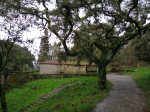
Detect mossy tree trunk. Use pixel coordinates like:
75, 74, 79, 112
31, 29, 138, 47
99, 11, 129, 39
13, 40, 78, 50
97, 65, 107, 90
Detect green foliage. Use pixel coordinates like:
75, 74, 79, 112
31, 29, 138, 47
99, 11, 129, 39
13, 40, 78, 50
134, 30, 150, 63
49, 42, 63, 61
0, 40, 35, 71
121, 65, 150, 110
121, 65, 150, 76
8, 44, 35, 71
3, 77, 111, 112
57, 51, 69, 62
38, 28, 50, 62
30, 71, 40, 75
111, 41, 138, 66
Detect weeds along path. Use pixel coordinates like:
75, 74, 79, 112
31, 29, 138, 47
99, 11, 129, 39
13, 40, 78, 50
93, 73, 147, 112
23, 82, 81, 112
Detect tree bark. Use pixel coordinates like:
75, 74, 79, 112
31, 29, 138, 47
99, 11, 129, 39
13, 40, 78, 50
0, 77, 8, 112
97, 65, 107, 90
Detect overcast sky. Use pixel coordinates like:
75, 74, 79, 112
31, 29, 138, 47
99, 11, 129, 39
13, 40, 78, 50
21, 0, 57, 60
0, 0, 105, 60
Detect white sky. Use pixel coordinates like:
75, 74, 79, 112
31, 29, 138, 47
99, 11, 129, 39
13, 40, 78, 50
20, 0, 57, 60
21, 27, 58, 60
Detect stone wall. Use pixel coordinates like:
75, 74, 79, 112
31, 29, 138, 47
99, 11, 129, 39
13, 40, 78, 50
40, 64, 87, 74
40, 64, 61, 74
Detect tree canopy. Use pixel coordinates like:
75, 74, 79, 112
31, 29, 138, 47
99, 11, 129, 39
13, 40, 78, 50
1, 0, 150, 89
12, 0, 150, 89
0, 1, 149, 112
7, 43, 35, 71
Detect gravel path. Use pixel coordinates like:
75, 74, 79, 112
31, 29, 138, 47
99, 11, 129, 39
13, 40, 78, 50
93, 73, 147, 112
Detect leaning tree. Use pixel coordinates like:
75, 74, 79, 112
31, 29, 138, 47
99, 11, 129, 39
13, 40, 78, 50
11, 0, 150, 89
0, 1, 33, 111
0, 20, 30, 112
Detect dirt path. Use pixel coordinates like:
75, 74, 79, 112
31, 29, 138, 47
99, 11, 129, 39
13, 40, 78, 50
93, 73, 147, 112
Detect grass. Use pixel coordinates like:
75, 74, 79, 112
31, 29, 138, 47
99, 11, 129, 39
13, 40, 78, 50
121, 65, 150, 111
2, 77, 111, 112
30, 71, 40, 75
30, 78, 111, 112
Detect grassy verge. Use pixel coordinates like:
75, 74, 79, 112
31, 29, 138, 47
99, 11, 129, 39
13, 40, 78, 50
3, 77, 111, 112
121, 65, 150, 111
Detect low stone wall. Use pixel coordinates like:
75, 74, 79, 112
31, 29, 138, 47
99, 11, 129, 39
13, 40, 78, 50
39, 73, 97, 79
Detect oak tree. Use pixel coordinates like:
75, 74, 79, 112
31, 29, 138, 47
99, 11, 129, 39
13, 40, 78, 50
11, 0, 150, 89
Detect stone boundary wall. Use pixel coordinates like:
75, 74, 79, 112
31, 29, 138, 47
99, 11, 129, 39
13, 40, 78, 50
40, 63, 97, 75
40, 64, 88, 74
38, 73, 97, 79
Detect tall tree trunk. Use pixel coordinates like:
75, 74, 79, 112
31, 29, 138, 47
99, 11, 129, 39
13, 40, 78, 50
97, 65, 106, 90
0, 76, 8, 112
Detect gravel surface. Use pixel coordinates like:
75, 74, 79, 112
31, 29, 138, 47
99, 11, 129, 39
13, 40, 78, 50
93, 73, 147, 112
